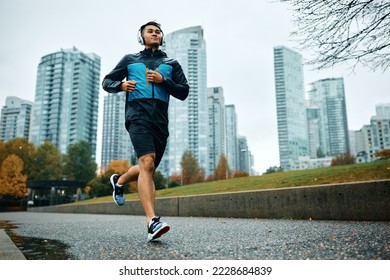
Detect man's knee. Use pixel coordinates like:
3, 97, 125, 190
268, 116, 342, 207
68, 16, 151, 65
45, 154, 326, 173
139, 154, 156, 173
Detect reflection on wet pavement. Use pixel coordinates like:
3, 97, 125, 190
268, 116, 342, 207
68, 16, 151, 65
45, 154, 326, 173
0, 221, 74, 260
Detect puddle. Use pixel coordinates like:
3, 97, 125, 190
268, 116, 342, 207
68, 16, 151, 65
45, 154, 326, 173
0, 221, 75, 260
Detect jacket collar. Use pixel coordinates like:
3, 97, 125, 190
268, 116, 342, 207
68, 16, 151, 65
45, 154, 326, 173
140, 48, 166, 57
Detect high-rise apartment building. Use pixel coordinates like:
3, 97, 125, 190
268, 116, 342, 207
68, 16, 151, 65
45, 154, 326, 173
161, 26, 208, 176
225, 104, 238, 172
376, 103, 390, 118
355, 116, 390, 162
29, 47, 100, 158
101, 92, 134, 169
273, 46, 308, 170
307, 78, 350, 156
306, 103, 321, 158
207, 86, 226, 174
238, 136, 251, 174
0, 96, 32, 141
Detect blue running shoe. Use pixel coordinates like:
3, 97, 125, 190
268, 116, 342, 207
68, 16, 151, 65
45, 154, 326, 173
148, 216, 170, 241
110, 174, 125, 206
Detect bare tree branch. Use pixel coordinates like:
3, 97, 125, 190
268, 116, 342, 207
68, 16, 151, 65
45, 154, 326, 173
278, 0, 390, 71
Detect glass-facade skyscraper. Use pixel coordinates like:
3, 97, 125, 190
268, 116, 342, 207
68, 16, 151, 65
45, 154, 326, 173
207, 86, 226, 175
101, 92, 134, 169
29, 47, 100, 158
307, 78, 350, 156
0, 96, 32, 141
273, 46, 308, 170
306, 103, 321, 158
238, 136, 251, 174
161, 26, 208, 176
225, 104, 238, 172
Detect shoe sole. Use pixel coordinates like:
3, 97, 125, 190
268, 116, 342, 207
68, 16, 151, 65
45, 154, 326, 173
110, 175, 124, 206
148, 224, 170, 241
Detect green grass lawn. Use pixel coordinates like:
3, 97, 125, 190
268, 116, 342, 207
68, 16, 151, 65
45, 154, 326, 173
75, 159, 389, 204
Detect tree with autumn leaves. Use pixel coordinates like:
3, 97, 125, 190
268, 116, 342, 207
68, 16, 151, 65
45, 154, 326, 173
180, 150, 204, 185
180, 150, 249, 185
0, 138, 254, 200
0, 139, 98, 199
0, 139, 32, 199
0, 138, 35, 176
0, 154, 28, 198
214, 153, 230, 180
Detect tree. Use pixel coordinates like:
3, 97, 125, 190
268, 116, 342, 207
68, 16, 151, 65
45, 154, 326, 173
375, 149, 390, 159
197, 167, 205, 184
331, 153, 356, 166
63, 141, 97, 182
279, 0, 390, 71
180, 150, 202, 185
0, 155, 28, 198
153, 171, 166, 190
87, 175, 112, 197
232, 170, 249, 178
4, 138, 36, 177
316, 147, 325, 158
168, 172, 182, 188
214, 154, 230, 180
263, 166, 283, 175
109, 159, 131, 174
0, 140, 6, 166
30, 141, 63, 180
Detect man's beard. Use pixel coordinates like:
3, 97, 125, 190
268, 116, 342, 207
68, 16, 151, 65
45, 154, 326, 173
150, 42, 160, 48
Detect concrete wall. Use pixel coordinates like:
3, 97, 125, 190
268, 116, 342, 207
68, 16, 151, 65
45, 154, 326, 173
28, 180, 390, 221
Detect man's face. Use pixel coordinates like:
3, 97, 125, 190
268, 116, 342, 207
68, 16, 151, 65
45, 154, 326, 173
142, 25, 162, 48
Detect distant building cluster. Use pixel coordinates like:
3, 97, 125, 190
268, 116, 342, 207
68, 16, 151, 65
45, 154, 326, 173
1, 47, 101, 157
273, 46, 389, 170
1, 30, 388, 176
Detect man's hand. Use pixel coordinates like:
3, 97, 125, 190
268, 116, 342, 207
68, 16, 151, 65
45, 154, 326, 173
120, 80, 137, 92
146, 69, 164, 84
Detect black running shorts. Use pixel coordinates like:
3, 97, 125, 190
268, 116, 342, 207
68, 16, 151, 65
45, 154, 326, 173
127, 121, 168, 169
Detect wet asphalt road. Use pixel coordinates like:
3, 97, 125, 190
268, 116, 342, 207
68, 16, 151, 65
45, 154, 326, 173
0, 212, 389, 260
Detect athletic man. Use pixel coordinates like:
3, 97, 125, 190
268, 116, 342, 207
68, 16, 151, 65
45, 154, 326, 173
102, 21, 189, 241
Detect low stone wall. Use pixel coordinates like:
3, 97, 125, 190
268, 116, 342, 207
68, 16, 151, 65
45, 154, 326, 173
28, 180, 390, 221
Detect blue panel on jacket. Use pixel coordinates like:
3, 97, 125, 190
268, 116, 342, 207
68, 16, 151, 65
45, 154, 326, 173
127, 63, 173, 103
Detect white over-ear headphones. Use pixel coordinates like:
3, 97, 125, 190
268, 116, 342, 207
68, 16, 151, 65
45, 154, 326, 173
137, 22, 164, 46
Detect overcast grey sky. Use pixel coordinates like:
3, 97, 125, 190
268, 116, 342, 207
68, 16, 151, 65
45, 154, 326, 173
1, 0, 389, 173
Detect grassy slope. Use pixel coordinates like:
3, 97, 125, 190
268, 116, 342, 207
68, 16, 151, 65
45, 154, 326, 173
75, 160, 389, 204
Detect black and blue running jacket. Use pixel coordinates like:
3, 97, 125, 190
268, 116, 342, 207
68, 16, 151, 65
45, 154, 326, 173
102, 48, 189, 130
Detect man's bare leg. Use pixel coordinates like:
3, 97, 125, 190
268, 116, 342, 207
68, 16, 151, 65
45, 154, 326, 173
114, 154, 156, 223
136, 153, 156, 224
114, 153, 169, 240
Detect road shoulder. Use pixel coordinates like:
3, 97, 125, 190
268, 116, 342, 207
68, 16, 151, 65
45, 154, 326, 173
0, 229, 26, 260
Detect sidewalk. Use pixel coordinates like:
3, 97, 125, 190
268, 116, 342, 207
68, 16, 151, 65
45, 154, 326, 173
0, 229, 26, 260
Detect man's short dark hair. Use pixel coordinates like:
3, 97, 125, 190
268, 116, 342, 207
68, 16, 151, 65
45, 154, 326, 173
140, 21, 162, 33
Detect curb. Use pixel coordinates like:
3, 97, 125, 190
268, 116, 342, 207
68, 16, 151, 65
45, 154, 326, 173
0, 229, 26, 260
